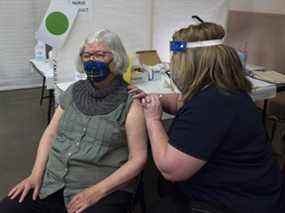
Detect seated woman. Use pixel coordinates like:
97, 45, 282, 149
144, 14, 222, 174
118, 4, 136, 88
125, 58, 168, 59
0, 29, 147, 213
130, 21, 285, 213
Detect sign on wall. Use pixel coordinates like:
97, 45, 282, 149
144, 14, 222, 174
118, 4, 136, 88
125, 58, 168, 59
68, 0, 93, 20
35, 0, 79, 49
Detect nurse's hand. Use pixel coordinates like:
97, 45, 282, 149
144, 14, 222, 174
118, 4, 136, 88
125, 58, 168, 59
142, 94, 162, 122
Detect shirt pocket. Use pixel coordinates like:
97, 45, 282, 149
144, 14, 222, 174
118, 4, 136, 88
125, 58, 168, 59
86, 117, 124, 148
51, 135, 72, 155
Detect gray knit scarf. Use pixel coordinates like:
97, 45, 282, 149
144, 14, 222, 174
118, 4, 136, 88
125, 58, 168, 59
72, 76, 129, 116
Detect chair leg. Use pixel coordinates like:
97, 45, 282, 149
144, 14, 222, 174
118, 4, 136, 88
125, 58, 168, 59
262, 99, 268, 125
139, 181, 146, 213
129, 173, 146, 213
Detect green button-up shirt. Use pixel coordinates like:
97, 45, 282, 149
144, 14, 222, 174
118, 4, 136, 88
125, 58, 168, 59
39, 85, 134, 206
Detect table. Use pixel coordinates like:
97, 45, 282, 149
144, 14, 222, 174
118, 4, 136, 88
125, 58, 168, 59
56, 76, 279, 100
260, 83, 285, 124
30, 59, 54, 123
56, 75, 283, 121
247, 76, 285, 123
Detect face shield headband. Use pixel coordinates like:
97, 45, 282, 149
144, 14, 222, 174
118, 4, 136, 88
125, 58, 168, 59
170, 39, 224, 53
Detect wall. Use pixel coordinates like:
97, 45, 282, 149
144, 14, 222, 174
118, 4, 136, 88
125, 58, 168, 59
56, 0, 152, 82
55, 0, 229, 82
226, 0, 285, 73
153, 0, 229, 62
0, 0, 50, 90
53, 0, 285, 81
229, 0, 285, 15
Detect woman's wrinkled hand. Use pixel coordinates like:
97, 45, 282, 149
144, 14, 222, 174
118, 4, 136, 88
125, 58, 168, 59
142, 94, 163, 123
67, 187, 104, 213
8, 175, 42, 203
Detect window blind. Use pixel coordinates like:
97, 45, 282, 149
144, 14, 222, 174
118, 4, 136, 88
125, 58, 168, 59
0, 0, 49, 90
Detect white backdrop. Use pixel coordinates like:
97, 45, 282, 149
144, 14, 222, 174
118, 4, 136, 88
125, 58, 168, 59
56, 0, 152, 82
153, 0, 229, 62
55, 0, 229, 82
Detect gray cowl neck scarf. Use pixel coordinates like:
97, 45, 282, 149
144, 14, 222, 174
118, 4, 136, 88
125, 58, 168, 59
72, 75, 129, 116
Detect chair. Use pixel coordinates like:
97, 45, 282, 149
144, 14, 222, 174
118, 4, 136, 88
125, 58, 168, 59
128, 172, 146, 213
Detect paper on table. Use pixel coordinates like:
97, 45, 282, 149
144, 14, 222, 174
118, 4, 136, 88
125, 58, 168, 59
248, 77, 277, 101
251, 70, 285, 84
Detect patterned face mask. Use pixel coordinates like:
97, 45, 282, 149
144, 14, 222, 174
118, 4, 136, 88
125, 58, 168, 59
83, 60, 111, 82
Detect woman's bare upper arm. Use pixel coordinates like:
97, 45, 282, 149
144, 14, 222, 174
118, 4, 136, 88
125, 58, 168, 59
125, 100, 147, 158
45, 106, 64, 137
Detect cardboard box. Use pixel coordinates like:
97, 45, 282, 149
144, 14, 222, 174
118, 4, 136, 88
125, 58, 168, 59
136, 50, 161, 66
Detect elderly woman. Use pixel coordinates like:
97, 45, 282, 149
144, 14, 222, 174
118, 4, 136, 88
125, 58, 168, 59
131, 22, 285, 213
0, 30, 147, 213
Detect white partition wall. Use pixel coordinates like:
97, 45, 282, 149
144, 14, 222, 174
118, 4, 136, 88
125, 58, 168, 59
0, 0, 231, 89
153, 0, 229, 62
56, 0, 230, 83
56, 0, 153, 82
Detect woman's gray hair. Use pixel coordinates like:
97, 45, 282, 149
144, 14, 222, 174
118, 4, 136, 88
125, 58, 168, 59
76, 29, 129, 75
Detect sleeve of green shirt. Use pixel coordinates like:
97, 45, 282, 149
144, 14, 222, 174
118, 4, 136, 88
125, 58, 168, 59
59, 85, 73, 110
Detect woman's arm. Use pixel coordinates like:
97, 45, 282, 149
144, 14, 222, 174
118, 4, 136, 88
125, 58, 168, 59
67, 100, 148, 213
159, 93, 182, 115
146, 119, 205, 182
95, 99, 147, 194
128, 85, 182, 115
30, 106, 64, 179
143, 95, 205, 182
8, 106, 64, 201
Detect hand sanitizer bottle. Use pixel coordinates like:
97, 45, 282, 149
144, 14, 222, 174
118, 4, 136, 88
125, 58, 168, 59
34, 41, 46, 61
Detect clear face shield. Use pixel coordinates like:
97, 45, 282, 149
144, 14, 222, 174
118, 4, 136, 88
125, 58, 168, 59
169, 39, 224, 92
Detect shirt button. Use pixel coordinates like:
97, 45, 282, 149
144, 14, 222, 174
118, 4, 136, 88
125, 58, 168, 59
83, 128, 86, 132
65, 168, 68, 171
68, 153, 72, 156
76, 142, 80, 146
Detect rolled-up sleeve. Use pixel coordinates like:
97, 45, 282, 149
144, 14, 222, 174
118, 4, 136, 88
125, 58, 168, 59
58, 85, 73, 110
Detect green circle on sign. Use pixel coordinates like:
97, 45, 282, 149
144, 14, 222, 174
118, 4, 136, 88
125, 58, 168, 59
45, 11, 69, 35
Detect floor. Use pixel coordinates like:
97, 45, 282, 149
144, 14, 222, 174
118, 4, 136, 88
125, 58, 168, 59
0, 88, 48, 199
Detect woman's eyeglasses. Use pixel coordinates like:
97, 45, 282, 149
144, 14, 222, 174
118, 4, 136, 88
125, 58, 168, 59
80, 51, 113, 60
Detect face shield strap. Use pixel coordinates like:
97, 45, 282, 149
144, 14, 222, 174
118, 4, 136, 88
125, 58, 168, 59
170, 39, 223, 53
